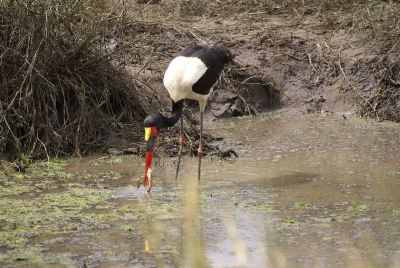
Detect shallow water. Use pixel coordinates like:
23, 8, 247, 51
1, 114, 399, 267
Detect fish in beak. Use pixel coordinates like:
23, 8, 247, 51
144, 126, 158, 187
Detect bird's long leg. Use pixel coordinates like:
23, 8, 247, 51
175, 116, 184, 180
198, 111, 203, 181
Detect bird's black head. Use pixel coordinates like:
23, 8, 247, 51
143, 100, 184, 131
143, 113, 162, 132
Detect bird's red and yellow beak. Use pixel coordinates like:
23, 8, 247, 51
144, 126, 158, 186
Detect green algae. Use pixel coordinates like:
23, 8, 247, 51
0, 187, 112, 247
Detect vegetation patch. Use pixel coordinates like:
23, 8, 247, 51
244, 203, 279, 213
278, 218, 300, 229
348, 201, 368, 212
0, 0, 149, 166
293, 202, 313, 209
328, 217, 338, 222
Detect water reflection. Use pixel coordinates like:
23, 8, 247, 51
201, 114, 400, 268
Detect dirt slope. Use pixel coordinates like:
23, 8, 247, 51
125, 0, 400, 121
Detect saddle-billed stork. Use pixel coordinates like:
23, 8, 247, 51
143, 44, 234, 191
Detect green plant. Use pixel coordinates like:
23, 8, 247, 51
122, 225, 133, 232
294, 202, 312, 209
294, 202, 305, 208
280, 218, 299, 227
348, 201, 368, 211
328, 217, 337, 222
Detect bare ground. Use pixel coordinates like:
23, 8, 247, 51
122, 1, 400, 122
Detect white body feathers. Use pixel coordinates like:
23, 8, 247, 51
163, 56, 209, 112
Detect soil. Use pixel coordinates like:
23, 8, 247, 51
121, 1, 400, 123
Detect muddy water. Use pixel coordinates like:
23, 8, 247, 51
204, 114, 400, 267
1, 114, 400, 268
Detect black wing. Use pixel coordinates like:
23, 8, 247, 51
178, 45, 234, 95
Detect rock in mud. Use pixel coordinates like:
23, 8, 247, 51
107, 148, 123, 155
231, 98, 245, 116
122, 148, 140, 155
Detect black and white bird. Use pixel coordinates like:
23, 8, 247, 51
143, 44, 234, 190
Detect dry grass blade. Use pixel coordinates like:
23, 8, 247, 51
0, 0, 149, 167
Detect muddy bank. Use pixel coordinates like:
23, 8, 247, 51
96, 0, 400, 162
124, 0, 400, 123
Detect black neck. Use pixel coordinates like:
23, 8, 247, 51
162, 99, 184, 128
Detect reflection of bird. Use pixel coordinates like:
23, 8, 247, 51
146, 168, 152, 192
143, 44, 234, 188
145, 239, 151, 253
